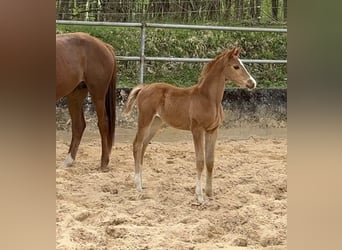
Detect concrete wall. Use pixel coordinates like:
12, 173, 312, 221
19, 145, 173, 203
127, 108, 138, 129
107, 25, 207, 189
56, 88, 287, 129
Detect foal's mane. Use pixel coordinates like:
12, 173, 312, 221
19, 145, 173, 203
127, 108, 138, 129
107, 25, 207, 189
197, 48, 234, 84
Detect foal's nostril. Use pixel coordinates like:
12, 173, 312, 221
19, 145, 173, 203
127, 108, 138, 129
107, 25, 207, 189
247, 79, 256, 89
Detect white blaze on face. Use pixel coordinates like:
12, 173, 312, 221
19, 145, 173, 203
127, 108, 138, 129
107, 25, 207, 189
239, 59, 257, 86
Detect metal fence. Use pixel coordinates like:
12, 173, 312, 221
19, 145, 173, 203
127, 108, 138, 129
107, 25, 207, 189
56, 20, 287, 84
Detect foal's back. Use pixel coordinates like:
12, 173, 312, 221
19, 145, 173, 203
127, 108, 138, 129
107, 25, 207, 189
136, 83, 197, 130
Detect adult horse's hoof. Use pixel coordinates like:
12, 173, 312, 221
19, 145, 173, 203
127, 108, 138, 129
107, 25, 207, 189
100, 166, 110, 172
63, 153, 74, 167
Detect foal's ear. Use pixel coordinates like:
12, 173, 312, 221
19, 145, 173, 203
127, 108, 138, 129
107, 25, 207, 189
233, 47, 241, 56
229, 47, 241, 58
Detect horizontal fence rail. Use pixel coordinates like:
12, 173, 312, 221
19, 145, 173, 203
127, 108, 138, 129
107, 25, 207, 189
145, 22, 287, 33
117, 56, 287, 64
56, 20, 287, 32
56, 20, 143, 27
56, 20, 287, 83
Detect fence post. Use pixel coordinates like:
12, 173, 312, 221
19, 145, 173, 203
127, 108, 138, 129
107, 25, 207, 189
139, 23, 146, 84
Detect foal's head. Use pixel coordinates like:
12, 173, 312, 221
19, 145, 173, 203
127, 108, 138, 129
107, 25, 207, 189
223, 47, 257, 89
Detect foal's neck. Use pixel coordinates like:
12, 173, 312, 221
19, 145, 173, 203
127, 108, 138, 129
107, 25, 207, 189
198, 63, 226, 105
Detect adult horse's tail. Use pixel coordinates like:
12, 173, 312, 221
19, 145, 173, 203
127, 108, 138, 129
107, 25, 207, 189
124, 85, 144, 114
105, 44, 117, 152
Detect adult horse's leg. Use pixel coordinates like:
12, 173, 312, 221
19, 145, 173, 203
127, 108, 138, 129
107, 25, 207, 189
64, 87, 88, 167
204, 129, 218, 197
87, 69, 115, 171
91, 96, 110, 171
191, 126, 205, 203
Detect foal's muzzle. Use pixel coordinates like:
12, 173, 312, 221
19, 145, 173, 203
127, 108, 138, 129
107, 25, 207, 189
246, 78, 257, 89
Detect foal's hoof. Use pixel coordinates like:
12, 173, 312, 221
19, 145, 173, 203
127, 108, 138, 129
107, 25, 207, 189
205, 190, 213, 197
197, 195, 205, 204
134, 175, 143, 191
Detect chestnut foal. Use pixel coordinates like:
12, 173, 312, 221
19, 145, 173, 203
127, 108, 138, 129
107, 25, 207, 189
125, 47, 256, 202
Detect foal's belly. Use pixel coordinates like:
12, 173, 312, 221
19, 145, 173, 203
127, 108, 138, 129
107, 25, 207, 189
158, 112, 191, 131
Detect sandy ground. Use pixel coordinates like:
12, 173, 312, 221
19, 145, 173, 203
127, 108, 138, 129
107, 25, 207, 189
56, 126, 287, 250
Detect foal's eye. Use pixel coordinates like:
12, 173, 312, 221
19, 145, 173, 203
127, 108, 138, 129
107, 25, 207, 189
233, 65, 240, 70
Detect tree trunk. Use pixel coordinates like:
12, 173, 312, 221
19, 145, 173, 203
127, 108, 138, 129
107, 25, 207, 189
239, 0, 244, 20
256, 0, 261, 21
224, 0, 232, 19
283, 0, 287, 21
234, 0, 240, 20
249, 0, 255, 19
56, 0, 61, 19
85, 0, 89, 21
271, 0, 279, 21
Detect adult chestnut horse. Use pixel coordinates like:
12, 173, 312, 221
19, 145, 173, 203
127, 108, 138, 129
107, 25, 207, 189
125, 47, 256, 203
56, 32, 117, 171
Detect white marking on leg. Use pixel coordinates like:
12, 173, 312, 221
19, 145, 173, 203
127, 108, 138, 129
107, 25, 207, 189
239, 59, 257, 86
196, 178, 204, 203
135, 173, 142, 191
63, 153, 74, 167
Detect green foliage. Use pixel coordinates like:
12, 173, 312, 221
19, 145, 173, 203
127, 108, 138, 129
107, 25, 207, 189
56, 24, 287, 88
57, 0, 287, 24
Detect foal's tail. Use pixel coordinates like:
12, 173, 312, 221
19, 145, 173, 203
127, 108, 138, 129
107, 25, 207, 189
124, 85, 144, 114
105, 44, 117, 151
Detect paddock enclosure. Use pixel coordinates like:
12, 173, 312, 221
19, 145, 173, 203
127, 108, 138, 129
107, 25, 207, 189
56, 22, 286, 249
56, 97, 287, 249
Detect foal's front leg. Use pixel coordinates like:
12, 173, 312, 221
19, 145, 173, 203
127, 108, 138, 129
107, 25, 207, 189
191, 127, 205, 203
205, 129, 218, 197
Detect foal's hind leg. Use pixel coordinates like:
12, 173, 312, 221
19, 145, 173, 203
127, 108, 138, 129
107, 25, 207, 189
205, 129, 218, 197
64, 87, 88, 167
141, 116, 163, 165
132, 127, 147, 191
133, 113, 157, 191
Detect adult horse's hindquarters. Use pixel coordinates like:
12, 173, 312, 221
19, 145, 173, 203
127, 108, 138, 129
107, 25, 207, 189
56, 32, 117, 171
